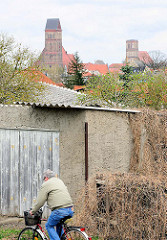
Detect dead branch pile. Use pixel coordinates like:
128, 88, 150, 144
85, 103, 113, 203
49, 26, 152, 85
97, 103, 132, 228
74, 172, 167, 240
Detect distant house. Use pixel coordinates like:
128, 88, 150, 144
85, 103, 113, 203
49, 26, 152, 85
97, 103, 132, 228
84, 63, 109, 75
83, 63, 109, 81
34, 70, 86, 91
33, 70, 57, 85
30, 70, 64, 87
109, 63, 125, 74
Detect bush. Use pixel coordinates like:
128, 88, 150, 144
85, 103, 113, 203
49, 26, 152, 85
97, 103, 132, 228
75, 173, 167, 240
74, 110, 167, 240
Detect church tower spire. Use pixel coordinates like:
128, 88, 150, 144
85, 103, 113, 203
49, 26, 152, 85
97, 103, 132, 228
41, 18, 63, 68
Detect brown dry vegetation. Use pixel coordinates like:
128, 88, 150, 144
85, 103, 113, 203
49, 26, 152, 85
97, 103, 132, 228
129, 109, 166, 175
74, 109, 167, 240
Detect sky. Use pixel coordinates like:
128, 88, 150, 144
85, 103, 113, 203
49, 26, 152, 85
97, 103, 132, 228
1, 0, 167, 65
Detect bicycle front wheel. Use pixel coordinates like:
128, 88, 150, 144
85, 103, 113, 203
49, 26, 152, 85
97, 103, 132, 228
18, 227, 44, 240
61, 228, 89, 240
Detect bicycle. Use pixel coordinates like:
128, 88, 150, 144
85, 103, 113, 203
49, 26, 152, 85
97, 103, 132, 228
18, 209, 92, 240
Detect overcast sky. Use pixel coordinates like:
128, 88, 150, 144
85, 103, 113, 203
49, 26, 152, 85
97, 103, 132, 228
1, 0, 167, 65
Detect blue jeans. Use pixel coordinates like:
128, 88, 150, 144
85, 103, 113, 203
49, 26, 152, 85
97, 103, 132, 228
45, 207, 74, 240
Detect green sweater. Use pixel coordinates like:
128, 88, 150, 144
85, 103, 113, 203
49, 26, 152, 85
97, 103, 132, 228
32, 177, 73, 213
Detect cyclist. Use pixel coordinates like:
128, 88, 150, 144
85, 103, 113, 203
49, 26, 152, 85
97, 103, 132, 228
30, 169, 74, 240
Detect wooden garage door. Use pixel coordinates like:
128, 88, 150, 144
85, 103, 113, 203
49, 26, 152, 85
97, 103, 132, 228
0, 129, 59, 216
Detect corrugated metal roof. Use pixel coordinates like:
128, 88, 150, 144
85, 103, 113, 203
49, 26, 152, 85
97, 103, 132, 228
36, 83, 80, 107
15, 83, 81, 108
14, 83, 139, 113
15, 83, 140, 113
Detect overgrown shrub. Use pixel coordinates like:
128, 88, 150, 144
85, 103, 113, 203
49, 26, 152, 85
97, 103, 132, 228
79, 71, 167, 110
75, 173, 167, 240
129, 109, 167, 176
74, 110, 167, 239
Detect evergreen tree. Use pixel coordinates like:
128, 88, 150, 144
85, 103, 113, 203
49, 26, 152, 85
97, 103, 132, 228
63, 52, 85, 89
119, 64, 133, 88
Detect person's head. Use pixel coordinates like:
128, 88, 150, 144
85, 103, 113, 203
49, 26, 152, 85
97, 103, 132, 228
43, 169, 55, 181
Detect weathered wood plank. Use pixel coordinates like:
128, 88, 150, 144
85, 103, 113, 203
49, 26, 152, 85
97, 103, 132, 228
0, 129, 59, 217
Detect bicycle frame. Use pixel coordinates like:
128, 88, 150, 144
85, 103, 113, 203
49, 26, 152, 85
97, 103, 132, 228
35, 223, 49, 240
21, 208, 92, 240
34, 221, 73, 240
34, 222, 92, 240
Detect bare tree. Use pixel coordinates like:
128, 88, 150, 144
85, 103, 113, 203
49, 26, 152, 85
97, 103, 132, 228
140, 50, 167, 70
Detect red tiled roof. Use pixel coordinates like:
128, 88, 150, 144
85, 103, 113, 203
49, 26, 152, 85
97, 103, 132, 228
84, 63, 109, 75
109, 68, 122, 73
19, 69, 57, 85
109, 63, 124, 68
138, 51, 152, 64
84, 72, 94, 77
109, 63, 125, 73
68, 54, 74, 60
62, 47, 74, 68
73, 85, 85, 91
29, 70, 64, 86
34, 71, 57, 85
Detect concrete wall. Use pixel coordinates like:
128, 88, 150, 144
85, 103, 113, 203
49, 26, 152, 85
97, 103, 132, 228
0, 105, 136, 205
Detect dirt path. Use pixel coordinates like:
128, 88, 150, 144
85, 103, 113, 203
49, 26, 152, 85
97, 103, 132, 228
0, 215, 47, 239
0, 215, 26, 239
0, 215, 25, 229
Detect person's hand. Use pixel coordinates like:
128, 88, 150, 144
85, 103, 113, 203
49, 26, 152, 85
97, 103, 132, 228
29, 210, 33, 215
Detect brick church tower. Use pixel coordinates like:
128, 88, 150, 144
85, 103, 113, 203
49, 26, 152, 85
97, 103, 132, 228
126, 39, 139, 66
40, 18, 63, 68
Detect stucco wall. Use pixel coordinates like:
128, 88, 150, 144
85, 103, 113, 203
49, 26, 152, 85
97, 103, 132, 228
0, 105, 136, 205
85, 110, 133, 175
0, 105, 86, 202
